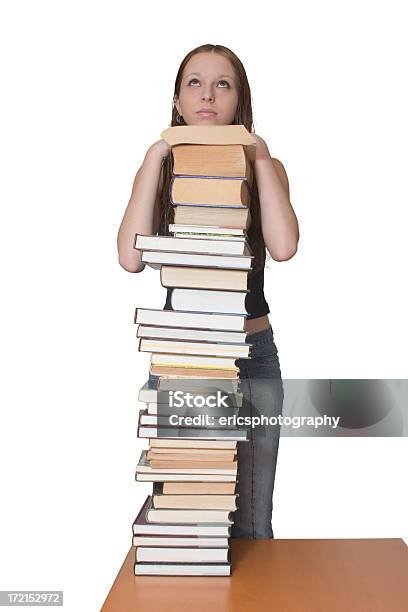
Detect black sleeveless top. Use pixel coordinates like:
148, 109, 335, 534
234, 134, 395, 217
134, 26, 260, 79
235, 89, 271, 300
163, 264, 270, 320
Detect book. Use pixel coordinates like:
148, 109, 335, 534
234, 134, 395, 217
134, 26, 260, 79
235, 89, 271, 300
136, 450, 237, 476
134, 562, 231, 576
150, 377, 240, 393
173, 234, 246, 241
135, 547, 230, 563
137, 324, 248, 344
161, 481, 237, 494
132, 496, 231, 536
135, 233, 252, 256
137, 423, 247, 441
139, 337, 250, 359
170, 176, 251, 208
168, 288, 248, 316
148, 459, 237, 471
137, 412, 247, 441
150, 353, 239, 371
149, 439, 237, 449
136, 472, 237, 482
137, 426, 247, 441
151, 494, 237, 510
141, 249, 252, 271
166, 138, 252, 184
169, 224, 246, 236
174, 204, 251, 229
149, 365, 239, 380
161, 266, 249, 292
170, 142, 254, 179
147, 449, 236, 459
145, 507, 233, 524
160, 124, 256, 158
134, 307, 246, 332
132, 535, 229, 547
147, 451, 236, 462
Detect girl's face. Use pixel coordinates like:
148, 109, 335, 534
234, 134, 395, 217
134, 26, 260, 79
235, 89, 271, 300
174, 52, 239, 126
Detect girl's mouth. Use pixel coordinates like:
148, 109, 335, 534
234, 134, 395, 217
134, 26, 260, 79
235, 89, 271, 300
196, 111, 218, 117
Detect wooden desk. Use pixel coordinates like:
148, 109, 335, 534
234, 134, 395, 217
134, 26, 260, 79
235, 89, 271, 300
101, 539, 408, 611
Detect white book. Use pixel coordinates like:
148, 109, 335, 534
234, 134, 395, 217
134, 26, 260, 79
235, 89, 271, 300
138, 426, 246, 441
135, 233, 251, 256
145, 509, 233, 524
152, 493, 237, 510
133, 524, 230, 535
135, 472, 237, 482
132, 536, 229, 547
142, 250, 252, 270
134, 562, 231, 576
149, 439, 237, 449
170, 288, 247, 315
138, 464, 238, 476
136, 547, 230, 562
169, 224, 245, 237
136, 324, 247, 344
173, 233, 245, 241
139, 338, 250, 358
134, 308, 246, 331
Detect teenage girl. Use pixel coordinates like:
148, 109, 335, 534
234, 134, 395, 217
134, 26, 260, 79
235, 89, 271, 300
117, 44, 299, 538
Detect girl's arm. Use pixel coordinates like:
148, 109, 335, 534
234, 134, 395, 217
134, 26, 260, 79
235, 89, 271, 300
253, 135, 299, 261
117, 141, 170, 272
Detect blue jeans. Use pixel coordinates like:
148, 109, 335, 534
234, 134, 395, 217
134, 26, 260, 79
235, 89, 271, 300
231, 324, 283, 539
146, 324, 283, 539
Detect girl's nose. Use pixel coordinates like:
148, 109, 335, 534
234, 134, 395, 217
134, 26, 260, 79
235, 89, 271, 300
201, 89, 214, 102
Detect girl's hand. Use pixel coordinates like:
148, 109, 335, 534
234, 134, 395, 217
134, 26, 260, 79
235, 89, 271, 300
252, 134, 271, 161
149, 139, 171, 161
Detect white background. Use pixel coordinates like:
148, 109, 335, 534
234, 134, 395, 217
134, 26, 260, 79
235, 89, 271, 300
0, 1, 407, 610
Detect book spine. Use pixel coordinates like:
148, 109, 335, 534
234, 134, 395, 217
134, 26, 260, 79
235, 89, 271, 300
170, 176, 250, 209
174, 174, 249, 180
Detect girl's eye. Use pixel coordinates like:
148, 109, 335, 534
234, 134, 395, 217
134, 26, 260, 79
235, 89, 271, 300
187, 78, 231, 88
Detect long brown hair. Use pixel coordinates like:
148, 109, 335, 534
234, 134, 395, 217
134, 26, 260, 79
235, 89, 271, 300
158, 43, 267, 271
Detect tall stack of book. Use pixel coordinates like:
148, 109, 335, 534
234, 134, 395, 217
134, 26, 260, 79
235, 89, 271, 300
131, 125, 256, 576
